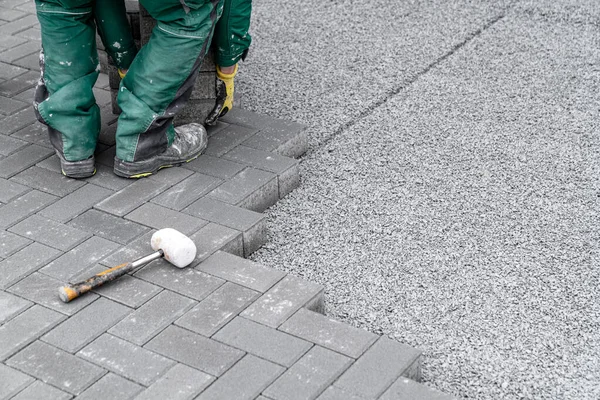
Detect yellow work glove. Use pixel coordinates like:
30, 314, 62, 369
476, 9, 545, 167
205, 65, 237, 126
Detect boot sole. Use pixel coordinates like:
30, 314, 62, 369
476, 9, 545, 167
113, 149, 205, 179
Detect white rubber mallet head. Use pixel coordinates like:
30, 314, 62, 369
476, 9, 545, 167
151, 228, 197, 268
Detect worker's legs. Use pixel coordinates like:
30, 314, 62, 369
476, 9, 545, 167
113, 0, 222, 178
34, 0, 100, 178
94, 0, 137, 72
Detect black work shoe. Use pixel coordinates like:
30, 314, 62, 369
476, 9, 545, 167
55, 151, 96, 179
113, 123, 208, 178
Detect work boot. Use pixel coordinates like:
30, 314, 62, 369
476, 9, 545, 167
56, 152, 96, 179
205, 65, 237, 126
113, 123, 208, 178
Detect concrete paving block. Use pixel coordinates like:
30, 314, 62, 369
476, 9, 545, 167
10, 123, 52, 149
76, 373, 143, 400
0, 229, 31, 257
124, 202, 208, 236
8, 272, 99, 316
315, 387, 365, 400
0, 76, 31, 96
78, 334, 175, 386
10, 166, 86, 197
0, 242, 60, 289
0, 34, 27, 52
175, 282, 259, 337
380, 377, 456, 400
0, 177, 28, 203
333, 337, 422, 399
93, 274, 162, 308
184, 154, 245, 179
133, 363, 214, 400
134, 259, 224, 301
243, 126, 309, 159
0, 108, 37, 136
145, 325, 245, 377
213, 317, 312, 367
0, 364, 35, 400
0, 189, 57, 229
151, 173, 222, 211
241, 275, 324, 328
206, 167, 279, 213
197, 354, 284, 400
183, 198, 266, 256
146, 164, 194, 186
197, 251, 285, 293
0, 14, 38, 35
39, 184, 114, 223
15, 27, 41, 42
263, 346, 353, 400
68, 209, 150, 245
7, 341, 106, 395
41, 297, 131, 353
109, 290, 196, 346
39, 236, 121, 282
0, 7, 27, 23
10, 380, 73, 400
100, 230, 155, 267
189, 222, 243, 264
0, 305, 64, 361
0, 60, 26, 80
204, 124, 258, 157
0, 290, 31, 324
11, 52, 40, 72
9, 215, 92, 251
0, 40, 38, 63
95, 179, 170, 217
0, 131, 27, 155
83, 164, 135, 191
279, 308, 378, 359
0, 95, 28, 116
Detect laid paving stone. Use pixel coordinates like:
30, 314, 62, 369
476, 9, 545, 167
11, 51, 40, 71
316, 387, 366, 400
145, 164, 194, 186
0, 40, 39, 63
109, 290, 195, 346
279, 308, 378, 359
0, 364, 35, 400
8, 272, 99, 316
0, 189, 57, 229
78, 334, 175, 386
241, 275, 324, 328
197, 354, 284, 400
7, 340, 106, 395
0, 144, 52, 178
0, 60, 26, 80
333, 337, 422, 399
38, 184, 114, 223
197, 251, 285, 293
9, 215, 92, 251
0, 229, 31, 257
133, 363, 214, 400
184, 198, 266, 256
380, 377, 455, 400
175, 282, 259, 337
0, 107, 37, 136
10, 380, 73, 400
83, 164, 135, 191
151, 172, 222, 211
204, 124, 258, 157
145, 325, 245, 377
95, 179, 170, 217
39, 236, 121, 282
0, 14, 39, 36
101, 230, 155, 267
67, 209, 150, 245
0, 33, 26, 51
0, 7, 27, 23
15, 27, 41, 41
125, 202, 208, 236
263, 346, 353, 400
134, 259, 224, 301
0, 305, 64, 361
184, 154, 245, 179
11, 121, 52, 148
0, 75, 31, 96
0, 129, 28, 156
0, 177, 28, 203
73, 373, 143, 400
0, 290, 31, 324
189, 222, 243, 264
0, 242, 60, 289
41, 297, 131, 353
10, 166, 86, 197
213, 317, 312, 367
0, 94, 28, 115
93, 274, 162, 308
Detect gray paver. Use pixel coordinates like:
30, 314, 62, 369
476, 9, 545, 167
204, 124, 258, 157
78, 334, 175, 386
100, 230, 155, 267
145, 325, 245, 377
145, 164, 194, 186
124, 202, 207, 236
10, 380, 73, 400
0, 305, 64, 361
0, 242, 60, 289
0, 108, 37, 136
38, 184, 113, 223
7, 341, 105, 395
75, 373, 143, 400
0, 60, 26, 80
95, 179, 169, 217
0, 94, 28, 115
197, 251, 285, 293
41, 297, 131, 353
151, 172, 222, 211
333, 337, 421, 398
8, 272, 99, 316
316, 387, 366, 400
380, 377, 456, 400
84, 164, 135, 191
39, 236, 121, 281
241, 275, 323, 328
175, 282, 259, 337
109, 290, 195, 346
67, 209, 150, 245
0, 177, 28, 203
0, 40, 38, 63
263, 346, 353, 400
11, 121, 52, 148
0, 14, 38, 35
10, 166, 86, 197
0, 7, 27, 23
133, 363, 213, 400
0, 76, 31, 96
197, 354, 285, 400
0, 132, 27, 155
189, 222, 243, 264
0, 189, 57, 229
9, 214, 92, 251
10, 51, 40, 72
0, 364, 35, 400
279, 308, 378, 359
93, 274, 162, 308
0, 290, 31, 324
184, 154, 245, 179
213, 317, 312, 367
0, 229, 30, 257
134, 259, 224, 301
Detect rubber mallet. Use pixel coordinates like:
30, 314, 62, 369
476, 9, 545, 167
58, 228, 196, 303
